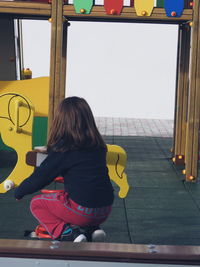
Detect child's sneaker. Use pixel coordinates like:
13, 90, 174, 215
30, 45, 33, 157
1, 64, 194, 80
91, 228, 106, 242
83, 226, 106, 242
61, 225, 87, 242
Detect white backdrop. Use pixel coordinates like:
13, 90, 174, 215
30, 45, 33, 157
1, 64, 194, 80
22, 20, 178, 119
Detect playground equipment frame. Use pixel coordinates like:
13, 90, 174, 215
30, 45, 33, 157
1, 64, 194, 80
0, 1, 198, 178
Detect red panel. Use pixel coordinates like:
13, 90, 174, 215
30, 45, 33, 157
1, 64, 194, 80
104, 0, 123, 15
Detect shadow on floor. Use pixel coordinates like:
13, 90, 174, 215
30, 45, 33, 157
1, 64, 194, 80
0, 136, 200, 246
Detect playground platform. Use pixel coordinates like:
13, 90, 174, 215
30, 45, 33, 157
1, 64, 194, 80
0, 118, 200, 246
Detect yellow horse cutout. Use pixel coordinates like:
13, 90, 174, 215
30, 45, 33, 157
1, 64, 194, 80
0, 77, 49, 192
106, 144, 129, 198
0, 89, 129, 198
0, 93, 35, 192
26, 144, 129, 198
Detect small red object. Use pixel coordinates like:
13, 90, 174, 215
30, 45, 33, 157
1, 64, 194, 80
189, 2, 194, 7
104, 0, 123, 15
110, 9, 117, 15
171, 11, 177, 16
54, 176, 64, 183
40, 177, 64, 194
35, 225, 51, 239
41, 189, 64, 194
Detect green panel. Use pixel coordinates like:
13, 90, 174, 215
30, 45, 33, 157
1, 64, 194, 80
157, 0, 164, 7
0, 135, 12, 151
73, 0, 94, 14
0, 117, 47, 151
32, 117, 48, 149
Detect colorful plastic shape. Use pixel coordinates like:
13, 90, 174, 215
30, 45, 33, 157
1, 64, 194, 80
73, 0, 94, 14
106, 144, 129, 198
0, 93, 35, 193
104, 0, 123, 15
156, 0, 164, 8
35, 225, 50, 239
0, 77, 49, 117
26, 144, 129, 199
134, 0, 154, 16
164, 0, 184, 17
41, 176, 64, 194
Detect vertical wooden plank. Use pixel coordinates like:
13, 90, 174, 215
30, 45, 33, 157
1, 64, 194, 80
60, 20, 69, 100
48, 0, 64, 132
48, 0, 57, 132
172, 26, 181, 157
54, 0, 64, 109
185, 0, 200, 181
181, 26, 191, 157
173, 24, 191, 165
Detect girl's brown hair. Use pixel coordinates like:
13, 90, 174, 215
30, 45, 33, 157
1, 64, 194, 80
47, 96, 106, 152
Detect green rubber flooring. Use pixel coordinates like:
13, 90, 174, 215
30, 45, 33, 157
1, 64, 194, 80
1, 136, 200, 246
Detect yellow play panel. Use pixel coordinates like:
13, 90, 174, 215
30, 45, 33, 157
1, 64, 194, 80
25, 144, 129, 199
134, 0, 154, 16
106, 144, 129, 198
0, 93, 35, 193
0, 77, 49, 117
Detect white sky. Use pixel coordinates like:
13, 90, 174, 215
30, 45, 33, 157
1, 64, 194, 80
22, 20, 178, 119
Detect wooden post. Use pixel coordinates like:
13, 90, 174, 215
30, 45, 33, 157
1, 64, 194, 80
60, 20, 70, 100
48, 0, 64, 132
185, 0, 200, 181
173, 24, 191, 165
54, 0, 64, 107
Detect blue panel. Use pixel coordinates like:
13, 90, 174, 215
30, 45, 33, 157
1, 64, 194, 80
164, 0, 184, 17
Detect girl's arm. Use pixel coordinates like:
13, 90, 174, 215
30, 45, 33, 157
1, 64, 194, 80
14, 152, 64, 200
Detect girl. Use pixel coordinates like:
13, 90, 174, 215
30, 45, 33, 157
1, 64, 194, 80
14, 96, 114, 242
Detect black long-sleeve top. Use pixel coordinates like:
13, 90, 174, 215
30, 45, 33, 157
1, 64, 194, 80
14, 147, 114, 208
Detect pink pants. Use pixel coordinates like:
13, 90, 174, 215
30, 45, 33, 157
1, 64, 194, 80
30, 191, 112, 239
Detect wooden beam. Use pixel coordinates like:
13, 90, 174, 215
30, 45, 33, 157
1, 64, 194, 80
54, 0, 64, 108
173, 24, 191, 165
48, 0, 58, 132
185, 0, 200, 181
63, 6, 193, 22
2, 238, 200, 264
0, 1, 51, 17
60, 20, 69, 99
0, 2, 193, 22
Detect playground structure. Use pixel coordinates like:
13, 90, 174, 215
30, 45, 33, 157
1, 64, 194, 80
0, 78, 49, 191
0, 0, 198, 182
0, 0, 200, 263
0, 87, 129, 196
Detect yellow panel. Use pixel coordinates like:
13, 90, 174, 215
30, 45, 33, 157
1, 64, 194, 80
0, 93, 35, 193
0, 77, 49, 117
106, 144, 129, 198
23, 144, 129, 198
134, 0, 154, 16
